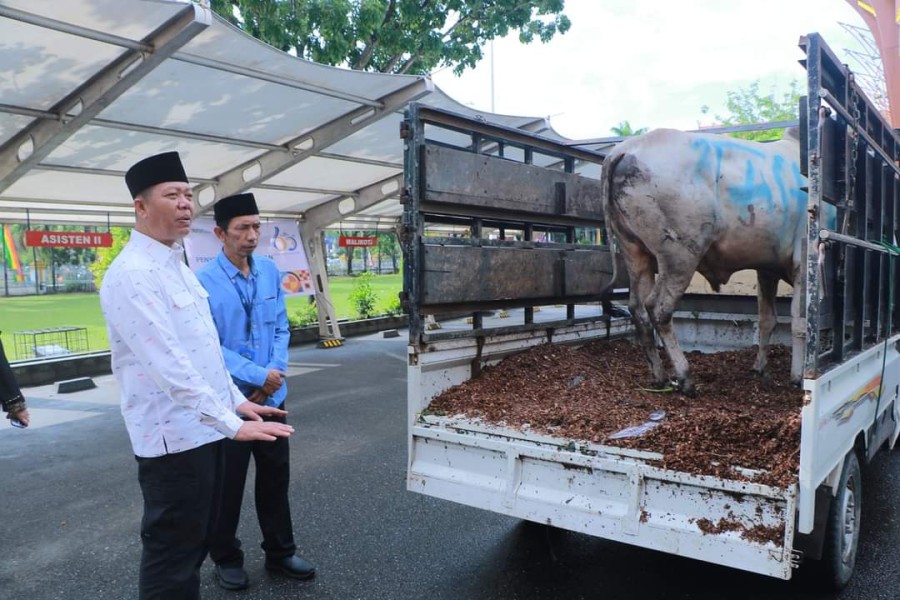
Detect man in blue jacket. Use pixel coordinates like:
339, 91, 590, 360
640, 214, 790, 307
197, 193, 315, 590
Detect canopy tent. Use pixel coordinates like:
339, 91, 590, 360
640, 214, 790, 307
0, 0, 576, 231
1, 0, 598, 340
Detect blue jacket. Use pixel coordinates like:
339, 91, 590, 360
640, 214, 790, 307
196, 252, 289, 408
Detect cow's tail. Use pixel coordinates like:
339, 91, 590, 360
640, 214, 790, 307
598, 152, 628, 299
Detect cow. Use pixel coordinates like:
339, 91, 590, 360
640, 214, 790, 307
600, 128, 809, 396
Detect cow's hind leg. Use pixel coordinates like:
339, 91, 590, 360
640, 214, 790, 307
647, 256, 699, 396
753, 271, 779, 380
621, 246, 667, 387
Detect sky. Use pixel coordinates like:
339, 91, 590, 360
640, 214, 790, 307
430, 0, 872, 140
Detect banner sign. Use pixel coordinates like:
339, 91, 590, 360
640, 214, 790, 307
339, 236, 377, 247
183, 218, 314, 296
25, 230, 113, 248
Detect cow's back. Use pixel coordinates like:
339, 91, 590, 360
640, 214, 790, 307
602, 128, 806, 284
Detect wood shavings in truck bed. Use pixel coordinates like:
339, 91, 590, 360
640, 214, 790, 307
427, 339, 803, 488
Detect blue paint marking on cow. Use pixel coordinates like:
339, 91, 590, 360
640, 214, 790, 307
772, 155, 789, 213
789, 161, 808, 209
691, 137, 770, 202
727, 159, 774, 209
690, 138, 720, 183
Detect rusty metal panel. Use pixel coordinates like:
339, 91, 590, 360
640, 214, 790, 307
421, 245, 621, 306
562, 250, 622, 296
423, 145, 604, 221
421, 245, 560, 305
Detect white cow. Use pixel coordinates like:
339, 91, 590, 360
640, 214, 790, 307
600, 128, 809, 395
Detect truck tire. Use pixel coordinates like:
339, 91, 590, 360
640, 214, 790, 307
820, 451, 862, 589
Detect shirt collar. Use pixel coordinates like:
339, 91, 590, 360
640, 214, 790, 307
130, 229, 185, 266
216, 251, 256, 279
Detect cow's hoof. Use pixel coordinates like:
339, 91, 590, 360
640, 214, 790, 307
676, 377, 696, 397
751, 368, 772, 383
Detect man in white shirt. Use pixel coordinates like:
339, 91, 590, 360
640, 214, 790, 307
99, 152, 294, 600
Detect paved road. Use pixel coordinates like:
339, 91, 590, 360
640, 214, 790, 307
1, 331, 898, 600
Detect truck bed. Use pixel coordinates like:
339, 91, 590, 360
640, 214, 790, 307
426, 337, 802, 487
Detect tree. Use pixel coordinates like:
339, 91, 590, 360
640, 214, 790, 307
89, 227, 131, 289
210, 0, 570, 75
610, 120, 647, 137
704, 79, 801, 141
376, 231, 400, 273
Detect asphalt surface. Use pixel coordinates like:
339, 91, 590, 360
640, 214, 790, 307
1, 330, 899, 600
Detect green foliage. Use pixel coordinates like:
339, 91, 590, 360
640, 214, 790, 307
610, 120, 647, 137
210, 0, 570, 75
285, 273, 400, 318
705, 79, 801, 141
0, 293, 110, 360
349, 271, 379, 318
291, 300, 319, 327
89, 227, 131, 289
383, 293, 403, 316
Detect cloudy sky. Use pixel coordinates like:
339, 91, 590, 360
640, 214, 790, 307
431, 0, 872, 139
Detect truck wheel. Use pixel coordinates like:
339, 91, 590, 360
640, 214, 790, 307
821, 451, 862, 589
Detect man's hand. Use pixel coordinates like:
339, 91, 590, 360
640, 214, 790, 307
261, 369, 286, 396
236, 401, 287, 421
246, 389, 267, 405
234, 420, 293, 442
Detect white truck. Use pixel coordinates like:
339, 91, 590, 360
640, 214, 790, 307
401, 34, 900, 588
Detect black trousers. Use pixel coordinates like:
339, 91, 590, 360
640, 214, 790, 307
209, 412, 295, 566
136, 440, 224, 600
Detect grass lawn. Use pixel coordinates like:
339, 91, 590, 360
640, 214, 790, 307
287, 273, 401, 319
0, 293, 109, 360
0, 273, 402, 360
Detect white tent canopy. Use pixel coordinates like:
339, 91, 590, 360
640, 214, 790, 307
0, 0, 571, 231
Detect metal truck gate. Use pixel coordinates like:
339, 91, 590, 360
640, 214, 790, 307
400, 104, 625, 344
802, 33, 900, 377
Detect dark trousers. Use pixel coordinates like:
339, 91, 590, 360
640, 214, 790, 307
136, 440, 224, 600
209, 413, 295, 566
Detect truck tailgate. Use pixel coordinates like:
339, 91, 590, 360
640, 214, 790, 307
409, 416, 797, 579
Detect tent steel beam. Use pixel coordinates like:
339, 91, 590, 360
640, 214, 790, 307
0, 197, 133, 212
200, 78, 432, 211
174, 53, 384, 108
300, 174, 402, 232
316, 152, 401, 169
0, 103, 286, 152
32, 163, 216, 186
255, 182, 354, 197
91, 118, 284, 151
0, 103, 58, 121
0, 3, 210, 194
298, 225, 342, 341
0, 5, 151, 51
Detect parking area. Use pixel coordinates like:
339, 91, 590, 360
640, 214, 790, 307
1, 330, 898, 600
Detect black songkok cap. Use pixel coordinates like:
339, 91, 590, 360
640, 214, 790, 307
125, 151, 189, 198
213, 193, 259, 224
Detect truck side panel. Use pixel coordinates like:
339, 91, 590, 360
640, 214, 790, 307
798, 340, 900, 532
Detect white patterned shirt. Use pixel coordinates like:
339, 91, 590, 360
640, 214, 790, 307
100, 230, 245, 458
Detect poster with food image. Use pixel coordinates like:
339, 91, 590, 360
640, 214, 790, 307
184, 217, 314, 297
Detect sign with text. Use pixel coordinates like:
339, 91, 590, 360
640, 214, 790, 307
183, 218, 314, 296
25, 230, 113, 248
339, 236, 377, 247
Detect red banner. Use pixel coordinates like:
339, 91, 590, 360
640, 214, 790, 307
338, 236, 377, 247
25, 231, 113, 248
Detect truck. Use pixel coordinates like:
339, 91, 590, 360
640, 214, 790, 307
400, 33, 900, 588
